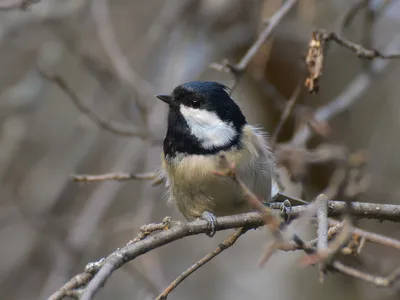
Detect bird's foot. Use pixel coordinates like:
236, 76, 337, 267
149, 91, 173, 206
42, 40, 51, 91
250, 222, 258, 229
201, 211, 217, 237
280, 199, 292, 224
264, 199, 292, 226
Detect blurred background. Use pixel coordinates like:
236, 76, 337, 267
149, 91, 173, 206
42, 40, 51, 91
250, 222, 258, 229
0, 0, 400, 299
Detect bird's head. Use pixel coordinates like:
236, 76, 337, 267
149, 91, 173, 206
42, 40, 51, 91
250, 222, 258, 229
157, 81, 247, 158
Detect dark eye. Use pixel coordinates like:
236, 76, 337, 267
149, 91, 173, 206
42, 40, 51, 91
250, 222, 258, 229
191, 99, 201, 108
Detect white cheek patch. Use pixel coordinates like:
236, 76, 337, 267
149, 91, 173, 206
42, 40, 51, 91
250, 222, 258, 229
180, 105, 237, 149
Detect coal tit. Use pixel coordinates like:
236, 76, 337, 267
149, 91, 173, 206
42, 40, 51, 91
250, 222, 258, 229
157, 81, 279, 236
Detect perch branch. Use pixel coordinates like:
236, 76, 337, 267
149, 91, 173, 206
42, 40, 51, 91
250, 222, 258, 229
45, 200, 400, 300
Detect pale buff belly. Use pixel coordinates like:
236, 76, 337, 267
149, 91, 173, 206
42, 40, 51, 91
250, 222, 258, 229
162, 149, 271, 220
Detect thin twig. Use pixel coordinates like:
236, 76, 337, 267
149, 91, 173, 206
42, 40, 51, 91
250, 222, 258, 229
328, 219, 400, 251
233, 0, 298, 72
305, 29, 400, 93
210, 0, 297, 75
38, 70, 149, 138
323, 30, 400, 59
155, 227, 247, 300
294, 34, 400, 145
271, 81, 302, 144
277, 221, 344, 252
332, 261, 400, 287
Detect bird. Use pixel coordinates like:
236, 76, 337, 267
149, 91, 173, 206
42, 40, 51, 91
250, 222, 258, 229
156, 81, 281, 236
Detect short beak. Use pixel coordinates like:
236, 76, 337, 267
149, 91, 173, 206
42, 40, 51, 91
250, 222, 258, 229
156, 94, 173, 105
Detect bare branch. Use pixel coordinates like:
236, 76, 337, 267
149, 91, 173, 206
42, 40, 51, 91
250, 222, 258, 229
155, 227, 247, 300
44, 200, 400, 300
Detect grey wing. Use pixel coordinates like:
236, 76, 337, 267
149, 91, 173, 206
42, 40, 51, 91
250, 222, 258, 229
252, 158, 273, 202
247, 125, 278, 202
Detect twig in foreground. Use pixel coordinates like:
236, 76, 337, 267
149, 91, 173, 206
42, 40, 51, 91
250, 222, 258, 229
155, 227, 247, 300
213, 155, 282, 235
38, 70, 149, 138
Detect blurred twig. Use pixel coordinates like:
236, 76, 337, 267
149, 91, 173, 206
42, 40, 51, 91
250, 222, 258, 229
210, 0, 297, 90
0, 0, 38, 10
38, 70, 150, 138
339, 0, 394, 34
271, 81, 302, 145
90, 0, 155, 114
73, 172, 157, 182
155, 227, 247, 300
339, 0, 369, 34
